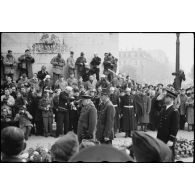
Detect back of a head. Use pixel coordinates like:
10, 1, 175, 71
1, 126, 25, 157
132, 131, 172, 162
51, 131, 79, 162
69, 145, 134, 162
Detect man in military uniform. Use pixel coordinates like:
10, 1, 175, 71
90, 53, 101, 81
120, 88, 137, 138
18, 49, 35, 78
96, 88, 115, 144
157, 89, 179, 144
38, 90, 53, 137
56, 86, 72, 137
157, 89, 179, 161
75, 52, 87, 79
109, 87, 120, 136
3, 50, 17, 80
50, 53, 66, 85
77, 93, 97, 143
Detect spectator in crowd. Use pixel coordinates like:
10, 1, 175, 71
39, 90, 53, 137
179, 88, 188, 130
14, 105, 33, 140
185, 92, 194, 131
67, 72, 78, 87
50, 53, 65, 85
54, 75, 68, 91
66, 51, 75, 76
1, 126, 27, 162
90, 53, 101, 81
3, 50, 17, 79
84, 75, 97, 91
51, 131, 79, 162
37, 65, 49, 81
18, 49, 35, 78
75, 52, 87, 79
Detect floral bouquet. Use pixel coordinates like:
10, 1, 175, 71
175, 138, 194, 160
20, 146, 52, 162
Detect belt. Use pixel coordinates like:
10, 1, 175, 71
113, 105, 118, 107
124, 106, 134, 108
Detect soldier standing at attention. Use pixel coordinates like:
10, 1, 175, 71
157, 89, 179, 145
75, 52, 87, 79
120, 87, 137, 138
50, 53, 65, 85
39, 90, 53, 137
77, 93, 97, 144
96, 88, 115, 144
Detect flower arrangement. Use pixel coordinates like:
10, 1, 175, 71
175, 138, 194, 160
20, 146, 52, 162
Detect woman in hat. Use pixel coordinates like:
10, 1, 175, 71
77, 93, 97, 143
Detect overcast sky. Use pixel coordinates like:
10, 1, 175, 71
119, 33, 194, 75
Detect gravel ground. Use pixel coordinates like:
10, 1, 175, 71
24, 130, 194, 162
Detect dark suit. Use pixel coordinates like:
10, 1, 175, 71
157, 105, 179, 144
96, 100, 115, 143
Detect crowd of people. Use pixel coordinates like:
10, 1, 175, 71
1, 49, 194, 162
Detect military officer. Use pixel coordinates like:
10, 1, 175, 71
77, 93, 97, 144
38, 90, 53, 137
109, 87, 120, 136
120, 87, 137, 138
96, 88, 115, 144
157, 89, 179, 145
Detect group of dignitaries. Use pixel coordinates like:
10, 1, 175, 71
1, 50, 194, 148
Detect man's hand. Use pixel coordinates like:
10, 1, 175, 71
167, 141, 173, 147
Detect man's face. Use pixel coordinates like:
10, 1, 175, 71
82, 99, 88, 106
8, 52, 12, 56
25, 51, 30, 56
110, 89, 114, 94
57, 53, 61, 58
12, 87, 16, 92
90, 91, 95, 97
164, 96, 172, 105
7, 77, 12, 82
100, 95, 107, 102
5, 89, 10, 96
191, 93, 194, 98
70, 53, 74, 57
89, 76, 93, 81
70, 74, 74, 79
181, 90, 185, 95
21, 88, 26, 93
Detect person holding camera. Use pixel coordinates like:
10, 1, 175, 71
14, 105, 33, 140
18, 49, 35, 78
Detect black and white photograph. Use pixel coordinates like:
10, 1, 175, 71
1, 32, 194, 163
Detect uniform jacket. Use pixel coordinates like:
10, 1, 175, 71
157, 105, 179, 144
3, 54, 17, 74
96, 100, 115, 141
185, 97, 194, 124
75, 56, 87, 73
38, 97, 53, 117
77, 102, 97, 143
50, 56, 65, 75
18, 54, 35, 78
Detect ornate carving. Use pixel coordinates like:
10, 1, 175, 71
32, 33, 68, 54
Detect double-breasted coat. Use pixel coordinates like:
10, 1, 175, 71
157, 105, 179, 144
96, 100, 115, 142
77, 102, 97, 143
139, 94, 151, 124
